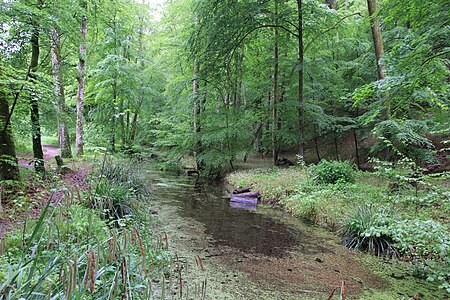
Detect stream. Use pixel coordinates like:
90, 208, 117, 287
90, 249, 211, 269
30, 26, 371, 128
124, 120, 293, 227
146, 169, 384, 299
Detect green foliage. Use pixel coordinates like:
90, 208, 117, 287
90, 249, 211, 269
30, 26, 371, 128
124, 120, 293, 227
0, 161, 174, 299
0, 205, 171, 299
425, 257, 450, 293
391, 219, 449, 260
310, 160, 355, 185
373, 157, 427, 192
88, 159, 151, 225
340, 204, 398, 256
372, 119, 436, 163
283, 184, 336, 225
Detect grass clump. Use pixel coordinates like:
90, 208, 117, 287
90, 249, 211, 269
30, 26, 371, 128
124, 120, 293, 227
86, 159, 151, 226
0, 159, 176, 299
340, 204, 398, 257
226, 160, 450, 295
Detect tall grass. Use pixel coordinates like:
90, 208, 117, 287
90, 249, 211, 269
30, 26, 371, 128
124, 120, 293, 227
0, 159, 206, 299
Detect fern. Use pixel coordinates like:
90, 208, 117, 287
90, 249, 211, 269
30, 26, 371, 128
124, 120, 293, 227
372, 119, 436, 164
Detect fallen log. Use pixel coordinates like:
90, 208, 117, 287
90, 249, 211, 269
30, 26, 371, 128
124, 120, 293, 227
230, 197, 258, 205
229, 191, 260, 199
232, 186, 251, 194
230, 202, 257, 210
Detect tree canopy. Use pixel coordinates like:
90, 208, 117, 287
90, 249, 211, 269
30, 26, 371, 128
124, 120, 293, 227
0, 0, 448, 178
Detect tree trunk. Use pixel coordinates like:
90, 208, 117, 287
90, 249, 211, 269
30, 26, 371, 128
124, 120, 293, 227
297, 0, 305, 159
110, 79, 117, 152
334, 138, 340, 160
129, 112, 138, 142
254, 120, 262, 154
129, 19, 146, 143
234, 49, 244, 108
325, 0, 338, 10
353, 129, 361, 169
272, 0, 279, 165
118, 97, 125, 146
50, 28, 72, 158
0, 57, 20, 181
367, 0, 389, 119
314, 136, 321, 162
367, 0, 385, 81
30, 4, 44, 174
193, 58, 201, 171
76, 0, 87, 157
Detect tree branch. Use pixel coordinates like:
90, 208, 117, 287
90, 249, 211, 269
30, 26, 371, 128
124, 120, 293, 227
305, 12, 362, 52
419, 49, 450, 68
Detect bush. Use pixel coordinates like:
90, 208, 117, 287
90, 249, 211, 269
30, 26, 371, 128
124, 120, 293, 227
311, 160, 355, 185
340, 204, 398, 256
391, 219, 450, 260
390, 219, 450, 293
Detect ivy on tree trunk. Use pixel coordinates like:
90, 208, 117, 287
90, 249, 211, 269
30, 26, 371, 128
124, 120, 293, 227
0, 56, 19, 181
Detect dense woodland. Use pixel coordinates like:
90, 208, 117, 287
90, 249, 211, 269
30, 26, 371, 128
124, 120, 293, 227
0, 0, 448, 178
0, 0, 449, 298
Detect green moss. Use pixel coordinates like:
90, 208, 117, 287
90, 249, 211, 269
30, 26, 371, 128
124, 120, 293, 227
359, 255, 448, 300
226, 167, 450, 298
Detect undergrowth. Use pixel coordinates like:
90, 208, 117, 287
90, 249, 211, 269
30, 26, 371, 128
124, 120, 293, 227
0, 158, 205, 299
226, 161, 450, 294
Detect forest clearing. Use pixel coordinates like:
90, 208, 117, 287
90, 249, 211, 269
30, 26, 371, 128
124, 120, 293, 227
0, 0, 449, 299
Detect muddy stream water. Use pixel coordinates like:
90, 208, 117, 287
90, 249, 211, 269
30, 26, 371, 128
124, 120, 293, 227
146, 170, 384, 299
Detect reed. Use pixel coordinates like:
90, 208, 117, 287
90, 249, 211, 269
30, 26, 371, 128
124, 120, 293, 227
1, 158, 213, 299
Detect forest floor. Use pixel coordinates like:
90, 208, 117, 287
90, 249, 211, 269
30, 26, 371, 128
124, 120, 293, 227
0, 145, 91, 238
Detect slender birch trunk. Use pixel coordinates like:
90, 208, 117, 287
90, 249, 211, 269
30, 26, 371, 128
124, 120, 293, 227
50, 28, 72, 158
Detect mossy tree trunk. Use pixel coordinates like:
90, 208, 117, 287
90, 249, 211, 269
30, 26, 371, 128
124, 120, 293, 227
29, 1, 45, 174
0, 57, 19, 181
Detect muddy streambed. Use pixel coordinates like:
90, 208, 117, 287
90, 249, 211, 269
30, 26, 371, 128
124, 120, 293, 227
146, 170, 385, 299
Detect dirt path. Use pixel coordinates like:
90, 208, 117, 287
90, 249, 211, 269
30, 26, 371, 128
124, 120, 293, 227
17, 144, 61, 168
1, 145, 91, 239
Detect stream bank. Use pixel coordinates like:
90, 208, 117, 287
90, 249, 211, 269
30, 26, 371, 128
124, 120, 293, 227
146, 168, 396, 299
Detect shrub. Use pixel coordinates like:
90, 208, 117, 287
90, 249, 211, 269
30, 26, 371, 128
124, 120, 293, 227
311, 160, 355, 185
371, 119, 436, 164
426, 257, 450, 293
284, 192, 322, 224
391, 219, 450, 260
390, 219, 450, 293
340, 204, 398, 257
